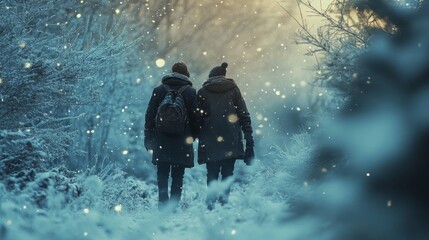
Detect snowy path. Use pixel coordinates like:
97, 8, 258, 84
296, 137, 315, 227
1, 161, 299, 240
1, 135, 312, 240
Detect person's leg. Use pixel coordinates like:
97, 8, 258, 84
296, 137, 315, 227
170, 164, 185, 204
157, 163, 171, 209
219, 159, 236, 205
206, 162, 221, 210
206, 161, 221, 185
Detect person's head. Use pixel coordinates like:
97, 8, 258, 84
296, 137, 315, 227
209, 62, 228, 78
172, 62, 190, 77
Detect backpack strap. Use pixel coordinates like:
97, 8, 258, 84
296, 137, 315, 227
177, 85, 190, 94
162, 84, 189, 94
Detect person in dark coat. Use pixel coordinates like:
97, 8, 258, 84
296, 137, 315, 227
197, 62, 255, 209
144, 62, 198, 209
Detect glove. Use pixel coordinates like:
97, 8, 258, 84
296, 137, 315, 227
244, 147, 255, 165
144, 130, 155, 151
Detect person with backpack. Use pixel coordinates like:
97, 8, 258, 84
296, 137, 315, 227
144, 62, 198, 209
197, 62, 255, 210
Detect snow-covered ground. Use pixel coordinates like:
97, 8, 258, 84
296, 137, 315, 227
0, 134, 314, 240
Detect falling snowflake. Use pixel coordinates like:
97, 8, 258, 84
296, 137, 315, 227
186, 136, 194, 144
155, 58, 165, 68
227, 114, 238, 123
24, 62, 32, 68
114, 204, 123, 213
18, 41, 26, 48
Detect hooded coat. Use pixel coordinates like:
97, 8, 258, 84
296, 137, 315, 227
144, 73, 198, 168
197, 76, 253, 164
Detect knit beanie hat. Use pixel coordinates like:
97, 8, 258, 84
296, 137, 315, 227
172, 62, 190, 77
209, 62, 228, 77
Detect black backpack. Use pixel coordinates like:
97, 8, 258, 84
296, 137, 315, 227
155, 84, 189, 135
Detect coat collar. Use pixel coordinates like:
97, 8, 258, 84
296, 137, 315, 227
162, 72, 193, 86
202, 76, 237, 93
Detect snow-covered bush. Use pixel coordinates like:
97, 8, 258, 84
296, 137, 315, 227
0, 165, 158, 240
0, 131, 46, 182
0, 0, 128, 171
254, 133, 315, 200
75, 167, 157, 212
289, 0, 396, 111
0, 130, 64, 201
26, 167, 81, 208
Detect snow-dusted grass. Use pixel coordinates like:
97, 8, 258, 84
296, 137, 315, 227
0, 133, 315, 240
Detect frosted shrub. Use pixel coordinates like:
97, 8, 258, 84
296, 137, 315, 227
28, 167, 81, 208
0, 0, 128, 169
0, 131, 46, 189
99, 168, 157, 212
71, 166, 157, 213
257, 133, 315, 200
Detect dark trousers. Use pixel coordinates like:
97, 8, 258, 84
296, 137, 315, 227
206, 159, 236, 207
157, 163, 185, 208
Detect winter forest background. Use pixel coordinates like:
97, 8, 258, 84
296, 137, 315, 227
1, 0, 428, 239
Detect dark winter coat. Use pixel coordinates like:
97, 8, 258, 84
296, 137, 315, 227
197, 76, 253, 164
144, 73, 198, 168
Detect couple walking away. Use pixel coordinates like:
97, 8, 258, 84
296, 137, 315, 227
144, 62, 255, 210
